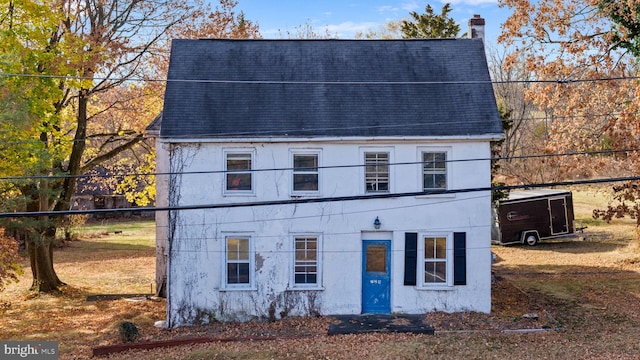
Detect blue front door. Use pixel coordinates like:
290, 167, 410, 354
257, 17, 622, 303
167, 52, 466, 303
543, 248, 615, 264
362, 240, 391, 314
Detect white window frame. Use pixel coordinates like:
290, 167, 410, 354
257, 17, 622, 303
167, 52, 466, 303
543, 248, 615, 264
223, 149, 256, 196
417, 233, 453, 289
362, 149, 392, 194
418, 147, 451, 192
222, 233, 255, 290
290, 149, 321, 196
289, 233, 323, 289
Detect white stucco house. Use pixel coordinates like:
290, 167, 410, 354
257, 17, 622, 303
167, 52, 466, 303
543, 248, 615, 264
153, 33, 503, 327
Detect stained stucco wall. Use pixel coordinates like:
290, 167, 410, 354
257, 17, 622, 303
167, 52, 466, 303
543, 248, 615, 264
164, 138, 493, 326
154, 140, 170, 297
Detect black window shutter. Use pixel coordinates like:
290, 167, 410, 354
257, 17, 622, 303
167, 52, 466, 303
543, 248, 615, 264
453, 232, 467, 285
404, 232, 417, 285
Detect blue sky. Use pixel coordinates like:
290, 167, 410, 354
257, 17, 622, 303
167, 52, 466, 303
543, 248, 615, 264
233, 1, 508, 46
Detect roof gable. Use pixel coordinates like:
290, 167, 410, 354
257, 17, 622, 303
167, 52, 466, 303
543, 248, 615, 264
160, 39, 502, 139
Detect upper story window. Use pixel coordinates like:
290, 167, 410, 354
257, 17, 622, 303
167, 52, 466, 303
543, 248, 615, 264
365, 152, 389, 193
422, 151, 447, 190
225, 151, 254, 193
292, 152, 320, 194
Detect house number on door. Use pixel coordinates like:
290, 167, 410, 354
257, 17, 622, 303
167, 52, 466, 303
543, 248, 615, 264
370, 279, 382, 285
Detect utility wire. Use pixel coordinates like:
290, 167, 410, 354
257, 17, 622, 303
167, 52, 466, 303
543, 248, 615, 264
0, 110, 636, 146
0, 135, 150, 146
1, 175, 638, 219
72, 243, 496, 253
123, 194, 494, 230
0, 147, 636, 181
68, 194, 492, 233
1, 72, 640, 84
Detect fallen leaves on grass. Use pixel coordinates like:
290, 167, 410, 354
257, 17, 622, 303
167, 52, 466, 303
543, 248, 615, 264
3, 218, 640, 359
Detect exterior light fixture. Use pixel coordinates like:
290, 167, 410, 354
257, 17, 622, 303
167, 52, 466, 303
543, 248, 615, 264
373, 217, 381, 230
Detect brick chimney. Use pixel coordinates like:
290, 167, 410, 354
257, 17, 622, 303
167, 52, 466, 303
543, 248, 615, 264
469, 14, 485, 41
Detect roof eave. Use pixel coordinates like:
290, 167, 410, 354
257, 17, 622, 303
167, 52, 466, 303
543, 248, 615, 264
158, 134, 504, 144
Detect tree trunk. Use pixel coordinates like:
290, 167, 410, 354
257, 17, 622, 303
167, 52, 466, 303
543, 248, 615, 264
24, 92, 89, 293
55, 91, 87, 214
27, 229, 64, 292
23, 182, 65, 292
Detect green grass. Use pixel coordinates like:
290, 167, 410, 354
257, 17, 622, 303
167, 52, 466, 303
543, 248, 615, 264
569, 188, 611, 211
571, 187, 636, 224
68, 219, 155, 248
0, 219, 162, 359
73, 219, 155, 237
3, 219, 157, 295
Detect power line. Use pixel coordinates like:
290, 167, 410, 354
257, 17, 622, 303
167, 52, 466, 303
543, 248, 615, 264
134, 194, 493, 229
0, 134, 151, 146
1, 175, 638, 219
0, 110, 636, 147
82, 213, 493, 244
68, 243, 496, 253
68, 194, 492, 232
2, 72, 640, 85
0, 106, 636, 157
0, 147, 636, 181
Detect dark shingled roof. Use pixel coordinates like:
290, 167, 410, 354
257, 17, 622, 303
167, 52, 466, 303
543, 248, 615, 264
145, 112, 162, 135
160, 39, 502, 139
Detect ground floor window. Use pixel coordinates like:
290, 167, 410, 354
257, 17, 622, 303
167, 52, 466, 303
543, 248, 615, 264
292, 235, 321, 288
423, 236, 448, 284
405, 232, 465, 287
225, 236, 252, 287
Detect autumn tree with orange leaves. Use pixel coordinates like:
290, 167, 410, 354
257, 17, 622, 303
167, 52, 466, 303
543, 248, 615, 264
92, 0, 260, 208
0, 229, 22, 291
0, 0, 259, 292
498, 0, 640, 224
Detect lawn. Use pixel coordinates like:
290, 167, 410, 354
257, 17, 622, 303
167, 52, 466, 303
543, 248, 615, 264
0, 219, 161, 357
1, 190, 640, 359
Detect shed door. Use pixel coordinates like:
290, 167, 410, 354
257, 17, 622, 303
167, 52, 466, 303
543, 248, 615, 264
362, 240, 391, 314
549, 198, 569, 235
